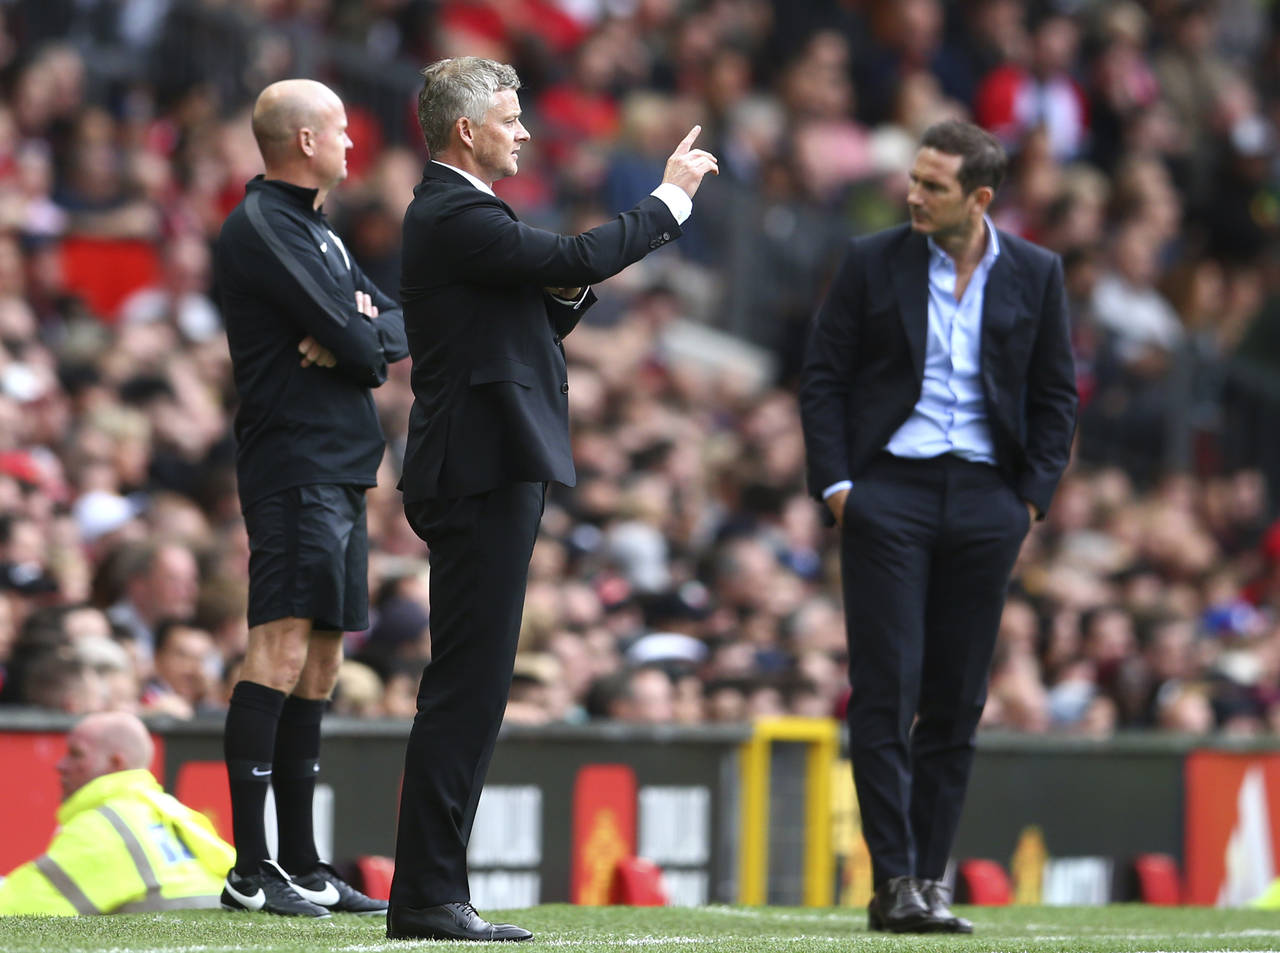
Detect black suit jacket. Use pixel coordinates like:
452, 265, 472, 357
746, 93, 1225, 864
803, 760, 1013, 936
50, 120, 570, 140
398, 163, 680, 502
799, 223, 1077, 516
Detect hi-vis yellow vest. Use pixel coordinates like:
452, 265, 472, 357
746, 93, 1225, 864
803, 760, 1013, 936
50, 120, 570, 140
0, 768, 234, 916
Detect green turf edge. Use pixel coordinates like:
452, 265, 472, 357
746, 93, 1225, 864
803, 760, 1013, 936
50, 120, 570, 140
3, 904, 1280, 953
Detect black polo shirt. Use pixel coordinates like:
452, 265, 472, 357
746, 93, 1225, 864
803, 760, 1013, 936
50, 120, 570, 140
216, 176, 408, 508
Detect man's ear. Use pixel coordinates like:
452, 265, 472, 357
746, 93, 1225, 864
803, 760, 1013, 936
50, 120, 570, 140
298, 127, 317, 158
457, 116, 474, 149
972, 185, 994, 214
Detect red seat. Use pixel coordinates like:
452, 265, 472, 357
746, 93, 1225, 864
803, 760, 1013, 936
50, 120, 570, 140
608, 857, 668, 906
957, 858, 1013, 905
58, 236, 161, 323
354, 855, 395, 901
1133, 853, 1181, 905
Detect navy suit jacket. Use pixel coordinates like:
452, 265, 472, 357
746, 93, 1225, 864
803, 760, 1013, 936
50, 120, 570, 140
799, 223, 1078, 516
398, 163, 680, 502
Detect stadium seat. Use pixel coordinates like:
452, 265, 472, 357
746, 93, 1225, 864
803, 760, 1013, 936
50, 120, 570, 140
608, 857, 668, 906
1133, 853, 1181, 905
354, 855, 395, 901
58, 236, 161, 322
956, 859, 1013, 905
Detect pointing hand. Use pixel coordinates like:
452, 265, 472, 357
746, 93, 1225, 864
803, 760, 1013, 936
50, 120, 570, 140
662, 125, 719, 199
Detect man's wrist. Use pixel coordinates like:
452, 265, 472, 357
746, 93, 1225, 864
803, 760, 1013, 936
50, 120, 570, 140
822, 480, 853, 500
651, 182, 692, 224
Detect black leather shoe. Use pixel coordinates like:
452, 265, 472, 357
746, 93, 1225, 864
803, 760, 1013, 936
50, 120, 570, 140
867, 876, 944, 933
920, 879, 974, 934
387, 901, 533, 941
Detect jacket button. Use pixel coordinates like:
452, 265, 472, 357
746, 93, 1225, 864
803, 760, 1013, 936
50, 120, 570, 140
561, 382, 569, 395
553, 335, 562, 346
662, 232, 670, 240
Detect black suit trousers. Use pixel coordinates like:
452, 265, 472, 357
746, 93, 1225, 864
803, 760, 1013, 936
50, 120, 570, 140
840, 453, 1029, 886
390, 481, 545, 907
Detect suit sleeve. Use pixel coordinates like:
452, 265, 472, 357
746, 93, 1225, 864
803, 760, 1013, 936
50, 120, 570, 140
431, 194, 679, 289
799, 241, 862, 500
1017, 255, 1078, 515
242, 194, 388, 386
545, 288, 597, 339
352, 260, 410, 366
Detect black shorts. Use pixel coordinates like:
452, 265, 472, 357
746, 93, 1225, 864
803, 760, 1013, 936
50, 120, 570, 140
244, 484, 369, 632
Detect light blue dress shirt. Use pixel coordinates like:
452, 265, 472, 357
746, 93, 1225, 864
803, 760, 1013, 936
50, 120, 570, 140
823, 218, 1000, 500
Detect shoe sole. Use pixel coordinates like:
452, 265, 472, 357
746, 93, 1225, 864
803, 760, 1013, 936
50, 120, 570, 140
386, 929, 533, 941
221, 902, 331, 918
868, 913, 949, 934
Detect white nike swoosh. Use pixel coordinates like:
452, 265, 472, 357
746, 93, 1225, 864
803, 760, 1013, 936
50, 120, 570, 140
225, 881, 266, 910
251, 766, 272, 777
292, 880, 340, 906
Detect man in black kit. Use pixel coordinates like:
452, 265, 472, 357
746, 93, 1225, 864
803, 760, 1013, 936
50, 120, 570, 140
215, 78, 407, 917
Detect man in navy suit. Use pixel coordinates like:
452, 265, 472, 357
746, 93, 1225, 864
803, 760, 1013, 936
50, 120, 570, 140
799, 120, 1076, 934
388, 56, 717, 942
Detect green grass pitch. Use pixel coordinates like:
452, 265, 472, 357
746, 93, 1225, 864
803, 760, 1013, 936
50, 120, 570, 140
3, 904, 1280, 952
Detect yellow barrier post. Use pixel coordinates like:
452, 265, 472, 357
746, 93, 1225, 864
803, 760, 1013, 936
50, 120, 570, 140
737, 717, 840, 906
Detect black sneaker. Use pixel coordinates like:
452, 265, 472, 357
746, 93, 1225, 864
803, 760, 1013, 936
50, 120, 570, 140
289, 861, 388, 915
221, 859, 330, 917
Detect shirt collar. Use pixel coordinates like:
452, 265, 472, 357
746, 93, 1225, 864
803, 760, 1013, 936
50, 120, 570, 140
432, 160, 495, 196
58, 768, 160, 824
927, 215, 1000, 268
246, 174, 321, 212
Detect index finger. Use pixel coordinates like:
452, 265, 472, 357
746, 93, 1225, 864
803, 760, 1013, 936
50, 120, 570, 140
676, 125, 701, 154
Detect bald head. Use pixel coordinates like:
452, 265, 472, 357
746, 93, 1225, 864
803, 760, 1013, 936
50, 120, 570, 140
252, 79, 342, 162
58, 711, 154, 799
88, 711, 154, 767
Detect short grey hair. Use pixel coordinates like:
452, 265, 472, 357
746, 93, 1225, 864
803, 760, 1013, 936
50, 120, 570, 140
417, 57, 521, 155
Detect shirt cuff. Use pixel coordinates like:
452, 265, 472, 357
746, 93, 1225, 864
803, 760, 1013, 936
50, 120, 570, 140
548, 286, 591, 309
822, 480, 852, 499
651, 182, 692, 225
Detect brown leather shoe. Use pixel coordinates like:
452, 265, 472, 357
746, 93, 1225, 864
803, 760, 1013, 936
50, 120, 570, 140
387, 901, 533, 941
919, 879, 974, 934
867, 876, 944, 933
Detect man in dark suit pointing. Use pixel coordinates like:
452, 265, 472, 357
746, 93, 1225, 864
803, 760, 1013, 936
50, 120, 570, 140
387, 56, 717, 942
799, 120, 1076, 934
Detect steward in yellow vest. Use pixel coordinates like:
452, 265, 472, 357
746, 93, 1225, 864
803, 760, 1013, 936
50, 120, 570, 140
0, 712, 234, 916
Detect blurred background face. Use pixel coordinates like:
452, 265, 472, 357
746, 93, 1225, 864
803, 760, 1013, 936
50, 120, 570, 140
56, 721, 111, 799
154, 625, 213, 703
627, 668, 674, 723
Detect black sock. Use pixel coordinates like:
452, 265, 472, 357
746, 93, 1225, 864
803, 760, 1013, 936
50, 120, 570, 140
224, 680, 285, 876
273, 695, 326, 873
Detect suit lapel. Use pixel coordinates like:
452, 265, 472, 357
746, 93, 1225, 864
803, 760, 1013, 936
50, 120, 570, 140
891, 231, 929, 383
980, 242, 1020, 370
421, 162, 518, 220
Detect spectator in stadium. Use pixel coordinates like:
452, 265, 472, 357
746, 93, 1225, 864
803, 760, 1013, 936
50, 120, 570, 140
0, 0, 1273, 752
799, 120, 1076, 934
387, 55, 717, 943
0, 711, 233, 916
140, 619, 217, 719
104, 540, 200, 670
215, 78, 406, 918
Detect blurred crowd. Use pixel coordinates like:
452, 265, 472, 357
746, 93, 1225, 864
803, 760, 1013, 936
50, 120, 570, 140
0, 0, 1278, 738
